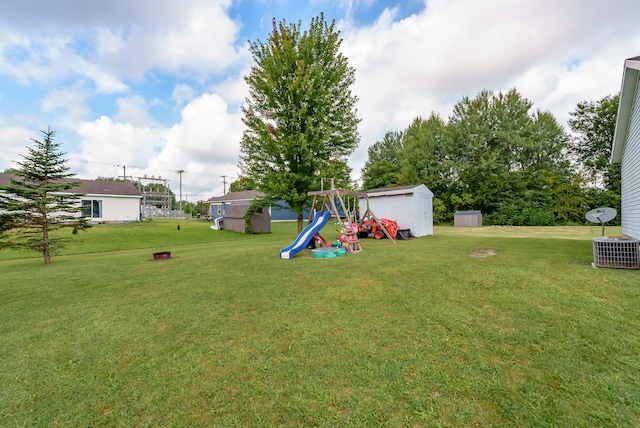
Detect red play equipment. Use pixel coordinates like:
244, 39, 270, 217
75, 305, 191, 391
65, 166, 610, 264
313, 233, 332, 247
304, 178, 398, 256
356, 218, 400, 240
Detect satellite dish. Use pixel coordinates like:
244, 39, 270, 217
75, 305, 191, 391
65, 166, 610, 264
586, 207, 617, 236
586, 207, 617, 223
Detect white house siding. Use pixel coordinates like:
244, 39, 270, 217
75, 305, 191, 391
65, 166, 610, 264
613, 58, 640, 240
621, 79, 640, 239
93, 195, 140, 223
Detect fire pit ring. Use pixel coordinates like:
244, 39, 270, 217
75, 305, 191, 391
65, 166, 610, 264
152, 251, 172, 261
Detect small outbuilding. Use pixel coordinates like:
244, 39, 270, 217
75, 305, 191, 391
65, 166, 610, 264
454, 210, 482, 227
360, 184, 433, 237
222, 203, 271, 234
206, 190, 264, 219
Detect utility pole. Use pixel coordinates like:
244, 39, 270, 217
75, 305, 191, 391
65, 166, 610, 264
178, 170, 184, 219
221, 175, 228, 195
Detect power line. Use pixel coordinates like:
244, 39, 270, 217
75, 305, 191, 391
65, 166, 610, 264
73, 158, 233, 179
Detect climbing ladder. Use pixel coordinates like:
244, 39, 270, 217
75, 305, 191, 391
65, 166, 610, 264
307, 180, 396, 253
308, 187, 363, 253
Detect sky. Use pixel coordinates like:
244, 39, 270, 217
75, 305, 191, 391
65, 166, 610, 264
1, 0, 639, 201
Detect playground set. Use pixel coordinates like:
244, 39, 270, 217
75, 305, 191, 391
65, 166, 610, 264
279, 179, 401, 260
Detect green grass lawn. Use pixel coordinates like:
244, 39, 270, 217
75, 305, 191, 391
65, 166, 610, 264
1, 220, 638, 427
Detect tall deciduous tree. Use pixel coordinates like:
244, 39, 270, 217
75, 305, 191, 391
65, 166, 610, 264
447, 89, 570, 215
567, 94, 620, 191
239, 14, 360, 231
0, 129, 90, 264
398, 115, 452, 195
360, 89, 579, 224
361, 131, 403, 190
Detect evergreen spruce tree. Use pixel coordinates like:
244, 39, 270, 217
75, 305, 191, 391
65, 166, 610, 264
0, 128, 90, 264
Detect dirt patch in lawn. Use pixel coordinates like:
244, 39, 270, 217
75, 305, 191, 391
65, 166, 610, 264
469, 249, 497, 258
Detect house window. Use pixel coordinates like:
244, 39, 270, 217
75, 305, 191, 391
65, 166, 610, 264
82, 200, 102, 218
217, 205, 222, 215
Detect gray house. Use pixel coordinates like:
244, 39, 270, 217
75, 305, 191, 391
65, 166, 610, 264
612, 56, 640, 239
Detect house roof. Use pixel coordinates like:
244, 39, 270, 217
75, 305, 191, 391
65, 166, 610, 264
71, 179, 141, 197
206, 190, 264, 203
222, 203, 250, 219
365, 184, 433, 197
0, 173, 141, 197
612, 56, 640, 163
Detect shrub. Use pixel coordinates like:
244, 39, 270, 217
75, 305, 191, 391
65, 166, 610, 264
485, 199, 555, 226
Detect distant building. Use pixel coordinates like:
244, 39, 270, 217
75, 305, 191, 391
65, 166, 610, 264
206, 190, 264, 218
222, 204, 271, 234
205, 190, 307, 221
0, 173, 141, 223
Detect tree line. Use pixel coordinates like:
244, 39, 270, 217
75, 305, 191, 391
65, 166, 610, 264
1, 13, 623, 266
236, 13, 620, 228
361, 90, 620, 225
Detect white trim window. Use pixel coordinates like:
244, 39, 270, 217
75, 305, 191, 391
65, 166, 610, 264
82, 199, 102, 218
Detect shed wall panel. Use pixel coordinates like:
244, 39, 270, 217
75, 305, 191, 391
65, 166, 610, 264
359, 185, 433, 237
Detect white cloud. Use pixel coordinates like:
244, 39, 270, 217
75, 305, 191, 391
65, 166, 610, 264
148, 93, 244, 197
3, 0, 640, 196
40, 82, 92, 127
171, 84, 196, 109
210, 68, 251, 109
1, 1, 240, 93
70, 116, 167, 180
68, 92, 242, 198
113, 95, 154, 127
0, 125, 35, 171
93, 1, 242, 81
341, 0, 640, 175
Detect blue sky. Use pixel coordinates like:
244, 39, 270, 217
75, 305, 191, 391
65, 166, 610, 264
1, 0, 639, 199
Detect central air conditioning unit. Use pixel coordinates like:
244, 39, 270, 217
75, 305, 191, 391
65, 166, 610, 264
592, 236, 640, 269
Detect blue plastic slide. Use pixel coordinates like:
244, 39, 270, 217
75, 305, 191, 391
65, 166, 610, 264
280, 211, 332, 259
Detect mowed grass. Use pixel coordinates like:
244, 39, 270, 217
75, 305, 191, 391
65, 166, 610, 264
1, 220, 639, 427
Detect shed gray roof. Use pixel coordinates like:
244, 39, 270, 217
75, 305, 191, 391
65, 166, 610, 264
366, 185, 423, 194
206, 190, 264, 203
222, 204, 250, 219
365, 184, 433, 197
0, 173, 141, 197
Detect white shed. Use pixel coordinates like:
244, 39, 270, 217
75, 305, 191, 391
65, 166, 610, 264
612, 56, 640, 239
361, 185, 433, 237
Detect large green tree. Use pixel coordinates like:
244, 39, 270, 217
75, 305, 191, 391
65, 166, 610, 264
361, 130, 403, 190
239, 14, 360, 231
447, 89, 571, 218
0, 129, 90, 264
398, 115, 452, 196
567, 94, 621, 191
361, 89, 581, 224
